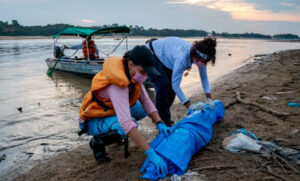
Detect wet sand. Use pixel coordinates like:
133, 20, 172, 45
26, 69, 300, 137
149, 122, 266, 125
12, 49, 300, 180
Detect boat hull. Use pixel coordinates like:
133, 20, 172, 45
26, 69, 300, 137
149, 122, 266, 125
45, 58, 103, 75
45, 58, 154, 88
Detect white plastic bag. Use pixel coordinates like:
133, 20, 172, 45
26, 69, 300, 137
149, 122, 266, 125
222, 133, 262, 153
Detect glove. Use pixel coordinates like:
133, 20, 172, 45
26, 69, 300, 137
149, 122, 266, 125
188, 102, 206, 111
205, 98, 215, 109
144, 148, 168, 176
156, 122, 172, 136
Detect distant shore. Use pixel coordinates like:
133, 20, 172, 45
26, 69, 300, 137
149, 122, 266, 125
0, 36, 52, 40
8, 49, 300, 181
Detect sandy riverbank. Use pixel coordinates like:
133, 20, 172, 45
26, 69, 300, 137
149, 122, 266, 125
11, 49, 300, 181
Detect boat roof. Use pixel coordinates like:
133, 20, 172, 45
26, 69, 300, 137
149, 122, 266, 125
53, 26, 130, 38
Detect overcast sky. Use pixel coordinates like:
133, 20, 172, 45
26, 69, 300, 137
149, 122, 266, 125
1, 0, 300, 35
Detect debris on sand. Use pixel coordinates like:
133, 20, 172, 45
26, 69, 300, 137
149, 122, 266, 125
17, 107, 22, 113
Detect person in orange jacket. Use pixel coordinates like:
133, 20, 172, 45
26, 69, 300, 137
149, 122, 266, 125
78, 45, 171, 176
64, 36, 99, 59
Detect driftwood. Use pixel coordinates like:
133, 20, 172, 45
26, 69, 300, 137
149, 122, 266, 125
258, 161, 272, 168
275, 91, 295, 95
236, 91, 289, 117
270, 150, 300, 174
191, 156, 222, 163
274, 157, 287, 174
225, 100, 238, 109
261, 169, 289, 181
260, 145, 300, 174
193, 165, 238, 171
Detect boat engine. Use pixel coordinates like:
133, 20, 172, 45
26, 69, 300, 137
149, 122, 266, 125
54, 46, 64, 58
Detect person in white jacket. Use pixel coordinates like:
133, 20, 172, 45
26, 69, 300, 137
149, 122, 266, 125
146, 37, 217, 126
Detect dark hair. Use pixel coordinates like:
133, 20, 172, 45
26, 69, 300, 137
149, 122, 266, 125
190, 38, 217, 65
123, 51, 132, 81
123, 51, 136, 96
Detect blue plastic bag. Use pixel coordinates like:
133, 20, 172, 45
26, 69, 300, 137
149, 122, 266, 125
287, 102, 300, 107
230, 128, 259, 140
140, 100, 225, 180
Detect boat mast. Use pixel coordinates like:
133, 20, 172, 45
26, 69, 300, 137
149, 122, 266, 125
85, 37, 90, 61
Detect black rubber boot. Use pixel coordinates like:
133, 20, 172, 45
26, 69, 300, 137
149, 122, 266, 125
89, 137, 111, 163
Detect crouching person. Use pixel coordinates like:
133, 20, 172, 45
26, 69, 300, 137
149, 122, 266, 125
78, 45, 172, 176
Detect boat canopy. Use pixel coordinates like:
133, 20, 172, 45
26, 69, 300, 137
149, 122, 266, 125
53, 26, 130, 38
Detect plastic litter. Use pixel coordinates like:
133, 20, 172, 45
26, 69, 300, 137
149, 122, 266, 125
291, 129, 298, 134
187, 102, 206, 112
223, 128, 300, 164
170, 170, 205, 181
258, 140, 300, 164
222, 133, 262, 153
230, 128, 259, 140
140, 100, 225, 180
262, 96, 277, 101
287, 102, 300, 107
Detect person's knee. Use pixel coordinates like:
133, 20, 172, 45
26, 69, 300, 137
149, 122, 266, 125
130, 102, 147, 120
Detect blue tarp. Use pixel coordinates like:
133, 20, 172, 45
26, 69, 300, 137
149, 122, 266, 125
140, 100, 225, 180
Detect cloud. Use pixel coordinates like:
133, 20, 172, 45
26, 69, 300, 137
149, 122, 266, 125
280, 2, 293, 7
168, 0, 300, 22
80, 19, 96, 23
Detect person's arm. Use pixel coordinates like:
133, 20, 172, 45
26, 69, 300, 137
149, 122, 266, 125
172, 59, 189, 105
93, 44, 99, 58
106, 85, 168, 174
106, 85, 151, 151
65, 44, 83, 50
197, 65, 212, 99
127, 127, 150, 152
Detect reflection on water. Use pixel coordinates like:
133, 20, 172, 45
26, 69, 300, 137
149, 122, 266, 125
0, 37, 299, 177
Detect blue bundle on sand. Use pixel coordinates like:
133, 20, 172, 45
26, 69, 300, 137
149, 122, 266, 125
140, 100, 225, 180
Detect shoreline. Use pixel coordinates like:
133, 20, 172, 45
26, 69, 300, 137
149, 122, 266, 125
6, 49, 300, 180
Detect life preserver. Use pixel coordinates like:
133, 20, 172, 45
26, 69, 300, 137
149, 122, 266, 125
79, 56, 142, 120
82, 40, 96, 59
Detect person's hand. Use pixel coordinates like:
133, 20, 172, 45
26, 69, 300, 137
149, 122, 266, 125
144, 148, 168, 176
63, 45, 68, 49
184, 100, 191, 108
156, 122, 172, 136
205, 98, 215, 109
188, 102, 206, 111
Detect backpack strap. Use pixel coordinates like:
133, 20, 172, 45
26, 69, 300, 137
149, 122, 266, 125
91, 93, 111, 111
78, 94, 112, 136
147, 38, 172, 72
147, 38, 161, 62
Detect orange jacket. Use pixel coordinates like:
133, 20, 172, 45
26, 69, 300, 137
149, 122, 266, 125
82, 40, 96, 59
79, 56, 142, 120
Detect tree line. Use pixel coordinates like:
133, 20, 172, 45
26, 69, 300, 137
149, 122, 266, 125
0, 20, 299, 40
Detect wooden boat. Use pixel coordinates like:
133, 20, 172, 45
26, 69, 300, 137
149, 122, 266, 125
45, 26, 153, 87
46, 26, 129, 76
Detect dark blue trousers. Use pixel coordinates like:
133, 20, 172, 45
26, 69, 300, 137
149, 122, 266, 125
148, 58, 175, 126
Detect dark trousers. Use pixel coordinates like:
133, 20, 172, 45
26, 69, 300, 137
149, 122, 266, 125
149, 57, 176, 126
